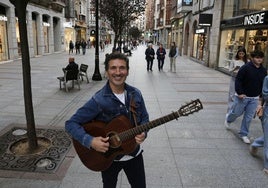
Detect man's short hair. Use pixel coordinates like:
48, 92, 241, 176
250, 50, 264, 58
104, 53, 129, 71
69, 57, 75, 62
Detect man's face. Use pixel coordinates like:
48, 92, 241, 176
252, 56, 264, 67
106, 59, 128, 91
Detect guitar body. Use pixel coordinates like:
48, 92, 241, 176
72, 115, 137, 171
72, 99, 203, 172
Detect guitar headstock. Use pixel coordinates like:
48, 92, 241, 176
178, 99, 203, 116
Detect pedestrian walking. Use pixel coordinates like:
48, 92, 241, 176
156, 44, 166, 71
249, 75, 268, 175
145, 43, 155, 71
168, 42, 179, 72
224, 50, 267, 144
87, 39, 91, 49
100, 41, 105, 52
227, 47, 248, 113
65, 53, 149, 188
75, 40, 81, 54
69, 40, 74, 54
81, 39, 87, 55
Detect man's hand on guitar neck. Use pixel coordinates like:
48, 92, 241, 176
135, 132, 146, 145
90, 137, 109, 153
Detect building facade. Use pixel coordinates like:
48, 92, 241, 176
154, 0, 172, 48
148, 0, 268, 71
0, 0, 66, 62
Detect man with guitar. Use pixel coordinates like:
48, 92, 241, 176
65, 53, 149, 188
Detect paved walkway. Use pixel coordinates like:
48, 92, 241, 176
0, 44, 267, 187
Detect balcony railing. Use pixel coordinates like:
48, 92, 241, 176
29, 0, 65, 12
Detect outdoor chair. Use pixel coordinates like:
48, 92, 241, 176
57, 68, 80, 92
79, 64, 89, 83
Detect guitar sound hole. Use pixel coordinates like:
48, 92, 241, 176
108, 132, 121, 148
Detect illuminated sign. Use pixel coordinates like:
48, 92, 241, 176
0, 15, 8, 22
195, 27, 207, 34
244, 12, 267, 26
43, 22, 50, 27
177, 0, 193, 8
63, 22, 73, 28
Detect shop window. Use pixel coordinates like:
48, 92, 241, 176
0, 21, 8, 61
246, 29, 268, 68
218, 29, 245, 70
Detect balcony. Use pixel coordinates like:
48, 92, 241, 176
29, 0, 65, 12
50, 0, 66, 12
78, 14, 86, 23
29, 0, 50, 7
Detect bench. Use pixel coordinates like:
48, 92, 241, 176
57, 68, 80, 92
79, 64, 89, 83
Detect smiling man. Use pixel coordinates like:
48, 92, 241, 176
65, 53, 149, 188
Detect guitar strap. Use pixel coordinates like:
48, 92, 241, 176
130, 97, 138, 127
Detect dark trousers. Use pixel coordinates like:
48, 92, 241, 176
146, 59, 153, 70
101, 153, 146, 188
158, 59, 164, 70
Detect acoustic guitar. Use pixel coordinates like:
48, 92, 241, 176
72, 99, 203, 171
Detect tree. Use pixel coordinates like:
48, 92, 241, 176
94, 0, 145, 51
128, 26, 142, 40
10, 0, 38, 151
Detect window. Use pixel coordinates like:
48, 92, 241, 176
223, 0, 268, 19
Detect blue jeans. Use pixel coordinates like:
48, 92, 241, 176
251, 104, 268, 169
227, 77, 236, 113
226, 96, 258, 137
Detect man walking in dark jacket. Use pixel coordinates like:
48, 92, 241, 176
145, 43, 155, 71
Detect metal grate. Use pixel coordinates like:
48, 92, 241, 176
0, 127, 72, 173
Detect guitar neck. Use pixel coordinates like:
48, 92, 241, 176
119, 111, 180, 141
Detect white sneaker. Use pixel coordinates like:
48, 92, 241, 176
241, 136, 251, 144
224, 120, 231, 130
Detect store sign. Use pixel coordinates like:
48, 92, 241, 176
177, 0, 193, 13
43, 22, 50, 27
195, 28, 206, 34
0, 15, 8, 22
199, 14, 213, 26
178, 0, 193, 7
244, 12, 267, 26
63, 22, 73, 28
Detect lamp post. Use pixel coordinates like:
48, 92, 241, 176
92, 0, 102, 81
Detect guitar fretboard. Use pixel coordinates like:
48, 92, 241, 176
119, 111, 180, 141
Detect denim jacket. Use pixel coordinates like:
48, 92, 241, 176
65, 81, 149, 149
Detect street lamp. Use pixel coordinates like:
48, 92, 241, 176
92, 0, 102, 81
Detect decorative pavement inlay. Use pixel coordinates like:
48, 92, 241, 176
0, 125, 73, 174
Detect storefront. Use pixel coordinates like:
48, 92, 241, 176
75, 21, 87, 41
15, 17, 21, 56
42, 15, 50, 54
32, 13, 39, 56
64, 21, 75, 51
170, 18, 184, 54
193, 26, 208, 62
219, 10, 268, 71
0, 10, 9, 61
